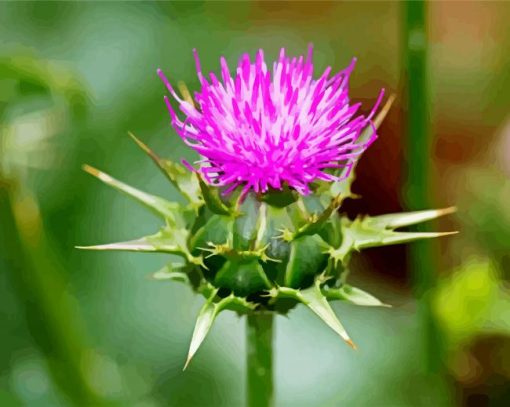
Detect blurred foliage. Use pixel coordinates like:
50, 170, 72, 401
434, 258, 510, 349
1, 1, 509, 406
453, 166, 510, 262
0, 53, 106, 405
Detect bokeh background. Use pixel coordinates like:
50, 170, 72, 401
1, 1, 510, 406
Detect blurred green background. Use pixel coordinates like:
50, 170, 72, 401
1, 2, 510, 406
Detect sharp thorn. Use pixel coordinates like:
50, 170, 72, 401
346, 339, 358, 350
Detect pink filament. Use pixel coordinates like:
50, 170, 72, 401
159, 45, 384, 195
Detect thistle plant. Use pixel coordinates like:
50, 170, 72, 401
80, 46, 455, 406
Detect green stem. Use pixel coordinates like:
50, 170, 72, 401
404, 0, 429, 213
246, 312, 274, 407
403, 0, 445, 375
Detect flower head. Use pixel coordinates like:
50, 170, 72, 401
158, 45, 384, 195
83, 46, 455, 369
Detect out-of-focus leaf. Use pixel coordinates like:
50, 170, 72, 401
0, 53, 87, 119
433, 258, 510, 347
0, 54, 88, 178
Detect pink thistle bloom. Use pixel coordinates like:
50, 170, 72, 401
158, 45, 384, 196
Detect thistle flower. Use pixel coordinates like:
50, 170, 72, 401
157, 45, 384, 196
80, 46, 456, 376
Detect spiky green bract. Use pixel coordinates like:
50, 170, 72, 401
80, 118, 455, 367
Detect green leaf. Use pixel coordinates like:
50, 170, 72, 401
188, 214, 234, 253
318, 212, 343, 248
257, 205, 292, 283
366, 207, 456, 230
77, 226, 194, 261
222, 295, 258, 314
354, 229, 458, 250
233, 193, 260, 250
185, 290, 219, 370
197, 173, 231, 215
323, 284, 390, 307
315, 173, 357, 208
185, 291, 255, 369
300, 282, 356, 348
300, 195, 326, 215
276, 281, 356, 348
152, 263, 190, 283
285, 235, 328, 288
293, 195, 343, 240
259, 185, 297, 207
82, 164, 183, 225
323, 254, 348, 283
285, 199, 308, 228
215, 259, 272, 297
338, 216, 457, 253
128, 132, 202, 207
259, 205, 293, 260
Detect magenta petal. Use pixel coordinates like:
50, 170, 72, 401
158, 46, 383, 195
